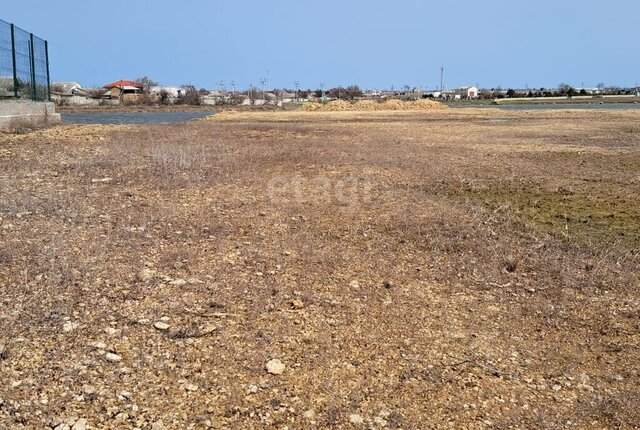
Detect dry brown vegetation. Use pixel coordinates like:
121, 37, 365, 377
301, 99, 448, 112
0, 109, 639, 429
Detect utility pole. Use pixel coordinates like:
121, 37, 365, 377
260, 77, 266, 105
440, 66, 445, 91
294, 80, 300, 103
231, 80, 236, 95
320, 82, 325, 101
218, 80, 225, 103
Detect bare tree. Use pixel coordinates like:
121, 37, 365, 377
177, 84, 201, 105
228, 92, 245, 105
247, 86, 259, 105
89, 88, 108, 99
558, 83, 572, 93
328, 85, 362, 100
345, 85, 363, 100
135, 76, 158, 93
158, 90, 170, 105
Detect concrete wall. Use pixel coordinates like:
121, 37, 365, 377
0, 101, 61, 129
52, 94, 101, 106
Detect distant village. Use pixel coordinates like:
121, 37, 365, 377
50, 78, 640, 107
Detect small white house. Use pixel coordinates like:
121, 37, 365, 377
457, 86, 479, 99
149, 86, 185, 98
52, 81, 83, 95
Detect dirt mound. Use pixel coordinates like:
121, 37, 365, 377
318, 100, 354, 111
301, 103, 322, 112
383, 99, 407, 110
351, 100, 383, 110
1, 124, 130, 144
301, 99, 448, 112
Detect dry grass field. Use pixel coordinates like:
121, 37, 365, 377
0, 108, 639, 429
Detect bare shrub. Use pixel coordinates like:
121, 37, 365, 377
503, 255, 519, 272
5, 117, 49, 134
150, 141, 208, 172
158, 89, 170, 105
176, 85, 201, 105
54, 96, 70, 107
89, 88, 108, 99
136, 92, 155, 105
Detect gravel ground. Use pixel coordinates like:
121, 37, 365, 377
0, 109, 638, 429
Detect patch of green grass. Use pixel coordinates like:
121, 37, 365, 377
452, 186, 640, 250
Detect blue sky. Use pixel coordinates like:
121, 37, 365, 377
5, 0, 639, 90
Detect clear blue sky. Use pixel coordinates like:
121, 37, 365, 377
5, 0, 639, 90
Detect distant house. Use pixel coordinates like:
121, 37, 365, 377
280, 91, 297, 103
149, 85, 186, 98
455, 86, 479, 99
429, 90, 455, 100
364, 89, 382, 97
52, 81, 83, 95
104, 80, 143, 99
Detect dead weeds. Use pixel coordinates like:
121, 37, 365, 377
0, 109, 638, 429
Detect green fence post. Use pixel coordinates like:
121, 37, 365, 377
10, 24, 18, 98
29, 33, 36, 101
45, 40, 51, 101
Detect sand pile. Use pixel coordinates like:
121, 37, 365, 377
301, 99, 448, 112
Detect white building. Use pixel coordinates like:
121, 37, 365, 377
457, 86, 479, 99
52, 82, 83, 95
149, 86, 186, 98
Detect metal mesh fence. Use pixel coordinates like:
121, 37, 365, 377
0, 20, 13, 98
32, 35, 49, 101
0, 18, 50, 101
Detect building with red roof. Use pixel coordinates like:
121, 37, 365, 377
104, 80, 142, 89
103, 80, 143, 99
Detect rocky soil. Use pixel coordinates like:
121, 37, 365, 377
0, 109, 638, 429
